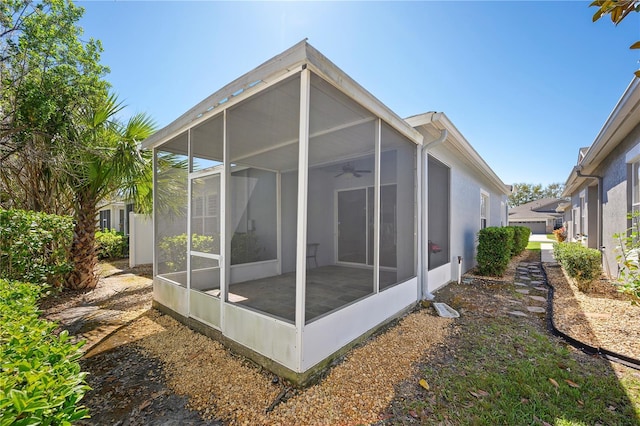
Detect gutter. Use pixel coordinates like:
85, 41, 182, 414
420, 128, 448, 300
574, 166, 604, 257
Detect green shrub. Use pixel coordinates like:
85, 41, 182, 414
231, 231, 264, 265
553, 242, 602, 292
95, 228, 127, 259
477, 227, 515, 276
613, 211, 640, 301
158, 233, 216, 272
0, 279, 89, 424
0, 208, 74, 287
510, 226, 531, 256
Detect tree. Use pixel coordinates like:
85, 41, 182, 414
0, 0, 108, 214
65, 94, 155, 290
590, 0, 640, 78
1, 1, 157, 290
508, 182, 565, 207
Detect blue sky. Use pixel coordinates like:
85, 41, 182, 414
77, 1, 640, 186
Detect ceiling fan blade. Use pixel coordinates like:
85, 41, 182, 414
334, 172, 345, 177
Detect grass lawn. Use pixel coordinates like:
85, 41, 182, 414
390, 251, 640, 425
526, 241, 541, 250
405, 318, 640, 425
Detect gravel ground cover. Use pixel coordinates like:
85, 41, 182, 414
39, 253, 640, 424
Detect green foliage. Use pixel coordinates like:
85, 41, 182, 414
1, 0, 110, 213
508, 182, 565, 207
95, 228, 127, 259
0, 279, 89, 424
0, 208, 73, 286
231, 232, 264, 265
477, 227, 514, 276
553, 242, 602, 292
509, 226, 531, 256
158, 234, 216, 272
614, 211, 640, 301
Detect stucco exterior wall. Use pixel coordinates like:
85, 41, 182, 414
428, 143, 508, 283
567, 121, 640, 276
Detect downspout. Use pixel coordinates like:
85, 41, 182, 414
575, 166, 605, 264
421, 128, 448, 300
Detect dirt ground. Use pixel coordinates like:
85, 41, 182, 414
39, 253, 640, 425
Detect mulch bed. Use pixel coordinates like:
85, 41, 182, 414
545, 261, 640, 360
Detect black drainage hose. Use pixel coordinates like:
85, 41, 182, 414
540, 264, 640, 371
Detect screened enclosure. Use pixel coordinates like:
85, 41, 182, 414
147, 41, 423, 379
153, 69, 418, 324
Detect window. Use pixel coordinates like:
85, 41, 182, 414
633, 161, 640, 215
580, 195, 585, 236
99, 210, 110, 231
480, 191, 489, 229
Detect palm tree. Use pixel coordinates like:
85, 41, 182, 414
64, 93, 155, 290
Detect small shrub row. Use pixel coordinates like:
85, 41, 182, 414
0, 279, 89, 424
95, 228, 128, 259
476, 226, 531, 277
553, 242, 602, 292
0, 208, 74, 287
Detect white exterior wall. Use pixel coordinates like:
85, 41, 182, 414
129, 212, 153, 267
426, 143, 508, 292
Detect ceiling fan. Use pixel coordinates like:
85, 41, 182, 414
334, 162, 372, 178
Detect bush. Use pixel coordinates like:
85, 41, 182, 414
477, 227, 515, 276
95, 228, 127, 259
614, 212, 640, 301
0, 279, 89, 424
553, 242, 602, 292
158, 234, 216, 272
510, 226, 531, 256
0, 208, 74, 287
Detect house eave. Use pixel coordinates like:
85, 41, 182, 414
406, 112, 511, 196
142, 40, 423, 151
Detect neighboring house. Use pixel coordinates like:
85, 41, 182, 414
96, 199, 133, 234
97, 198, 153, 267
562, 77, 640, 277
508, 198, 566, 234
141, 41, 510, 384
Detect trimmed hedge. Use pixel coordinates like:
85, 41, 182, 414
95, 228, 127, 259
0, 279, 89, 424
477, 227, 515, 276
0, 208, 74, 287
510, 226, 531, 256
553, 242, 602, 292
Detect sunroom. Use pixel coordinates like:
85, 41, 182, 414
143, 41, 423, 383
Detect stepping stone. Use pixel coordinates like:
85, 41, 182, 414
528, 295, 546, 302
519, 276, 531, 281
530, 281, 542, 285
508, 311, 528, 317
462, 278, 474, 285
514, 282, 528, 287
534, 286, 547, 292
515, 289, 530, 294
526, 306, 546, 313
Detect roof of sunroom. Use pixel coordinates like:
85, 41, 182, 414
142, 40, 423, 150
